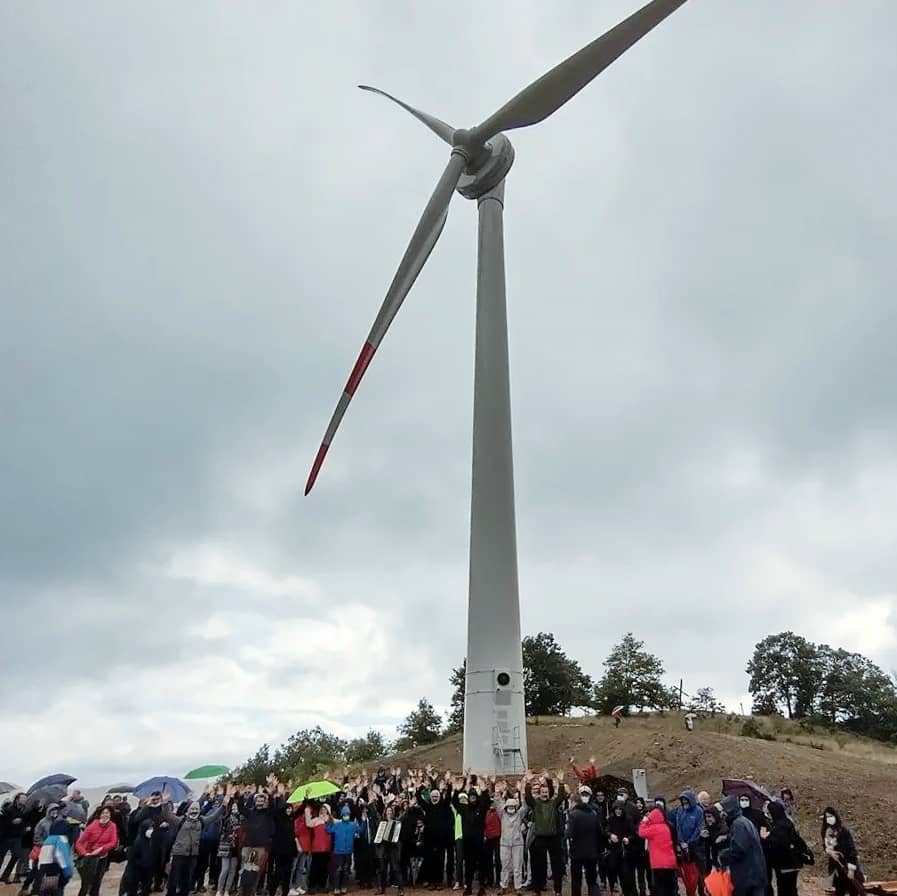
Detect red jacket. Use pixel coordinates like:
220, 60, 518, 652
295, 814, 312, 853
311, 817, 332, 853
484, 808, 501, 840
573, 763, 599, 784
639, 809, 677, 870
76, 820, 119, 857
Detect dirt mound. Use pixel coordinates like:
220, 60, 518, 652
381, 715, 897, 877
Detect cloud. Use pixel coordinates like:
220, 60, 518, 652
2, 0, 896, 785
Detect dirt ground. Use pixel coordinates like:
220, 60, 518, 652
0, 864, 838, 896
378, 715, 897, 879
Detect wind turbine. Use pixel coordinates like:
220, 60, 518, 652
305, 0, 689, 774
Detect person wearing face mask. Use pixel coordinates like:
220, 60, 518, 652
565, 789, 602, 896
821, 808, 861, 896
163, 795, 225, 896
717, 795, 766, 896
522, 770, 567, 896
494, 782, 524, 895
736, 797, 763, 833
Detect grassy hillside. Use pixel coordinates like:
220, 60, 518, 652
378, 714, 897, 878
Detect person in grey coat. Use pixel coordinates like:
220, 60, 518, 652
719, 795, 767, 896
162, 797, 224, 896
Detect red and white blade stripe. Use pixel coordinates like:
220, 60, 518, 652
304, 342, 376, 495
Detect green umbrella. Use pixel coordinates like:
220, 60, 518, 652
185, 765, 230, 780
287, 780, 340, 803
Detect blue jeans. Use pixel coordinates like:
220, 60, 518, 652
290, 854, 309, 892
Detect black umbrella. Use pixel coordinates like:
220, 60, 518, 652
28, 774, 76, 795
106, 783, 135, 794
26, 784, 68, 809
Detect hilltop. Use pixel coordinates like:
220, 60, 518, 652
379, 713, 897, 878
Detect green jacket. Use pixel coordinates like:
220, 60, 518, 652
525, 788, 566, 837
451, 806, 463, 840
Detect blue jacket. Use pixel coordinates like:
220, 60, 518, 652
325, 820, 359, 856
719, 797, 767, 892
675, 790, 705, 848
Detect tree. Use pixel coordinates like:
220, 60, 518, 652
594, 633, 668, 713
396, 698, 443, 750
523, 633, 595, 716
231, 744, 273, 785
272, 727, 348, 781
346, 730, 390, 765
746, 632, 821, 719
688, 686, 726, 715
446, 662, 466, 734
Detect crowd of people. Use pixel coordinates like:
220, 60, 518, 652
0, 759, 864, 896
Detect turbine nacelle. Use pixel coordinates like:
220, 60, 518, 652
306, 0, 689, 496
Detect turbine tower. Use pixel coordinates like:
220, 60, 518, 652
305, 0, 688, 774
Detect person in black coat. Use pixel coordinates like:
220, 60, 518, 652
822, 807, 861, 896
606, 804, 638, 896
451, 784, 490, 896
566, 797, 603, 896
763, 802, 806, 896
417, 784, 453, 888
268, 806, 297, 896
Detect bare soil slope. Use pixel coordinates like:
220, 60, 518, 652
383, 715, 897, 878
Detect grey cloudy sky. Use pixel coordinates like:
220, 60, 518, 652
2, 1, 896, 787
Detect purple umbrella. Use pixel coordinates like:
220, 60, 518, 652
721, 778, 774, 811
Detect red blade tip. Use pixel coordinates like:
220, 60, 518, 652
305, 443, 329, 495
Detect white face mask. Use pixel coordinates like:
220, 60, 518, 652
507, 807, 517, 815
739, 800, 750, 809
826, 815, 836, 827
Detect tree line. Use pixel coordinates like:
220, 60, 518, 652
229, 629, 896, 783
747, 631, 897, 740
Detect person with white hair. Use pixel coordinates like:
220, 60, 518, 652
162, 794, 225, 896
494, 781, 525, 894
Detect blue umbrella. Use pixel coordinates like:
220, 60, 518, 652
28, 774, 76, 795
133, 776, 190, 803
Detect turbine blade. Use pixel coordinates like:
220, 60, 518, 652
359, 85, 456, 146
473, 0, 688, 142
305, 151, 468, 495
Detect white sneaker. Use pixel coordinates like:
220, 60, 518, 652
299, 890, 308, 895
289, 890, 299, 895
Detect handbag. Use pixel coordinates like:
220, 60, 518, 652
704, 868, 734, 896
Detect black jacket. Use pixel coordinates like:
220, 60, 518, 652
452, 790, 490, 842
566, 804, 603, 862
240, 799, 277, 850
417, 790, 454, 846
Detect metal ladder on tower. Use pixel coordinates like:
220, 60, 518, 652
493, 724, 525, 773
